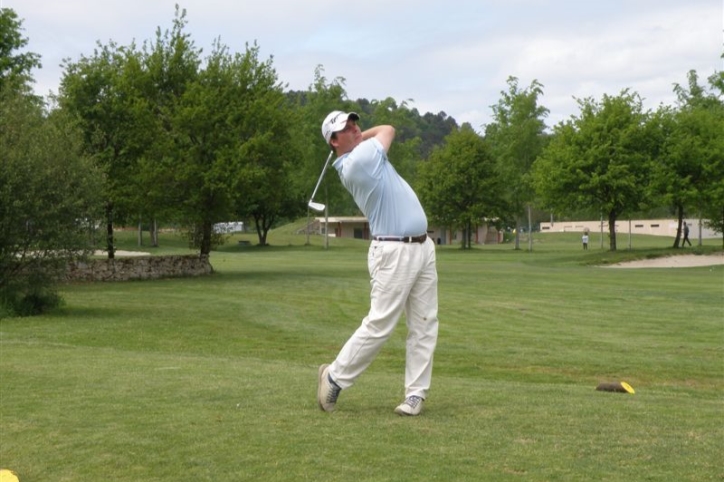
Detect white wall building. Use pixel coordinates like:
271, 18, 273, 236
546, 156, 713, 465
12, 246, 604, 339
540, 219, 719, 238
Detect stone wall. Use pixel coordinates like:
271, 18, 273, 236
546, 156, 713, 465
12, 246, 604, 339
64, 255, 213, 282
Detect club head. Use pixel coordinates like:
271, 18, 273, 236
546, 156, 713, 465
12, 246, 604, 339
308, 201, 326, 212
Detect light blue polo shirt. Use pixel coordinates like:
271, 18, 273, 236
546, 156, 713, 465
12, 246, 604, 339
333, 138, 427, 237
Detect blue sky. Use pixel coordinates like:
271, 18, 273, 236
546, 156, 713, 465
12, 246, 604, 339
5, 0, 723, 129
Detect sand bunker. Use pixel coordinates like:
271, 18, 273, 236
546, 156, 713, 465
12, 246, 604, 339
605, 254, 724, 269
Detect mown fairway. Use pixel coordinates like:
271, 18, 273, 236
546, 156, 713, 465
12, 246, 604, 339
1, 229, 722, 481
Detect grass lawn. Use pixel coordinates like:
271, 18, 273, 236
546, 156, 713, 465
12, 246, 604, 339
1, 227, 722, 481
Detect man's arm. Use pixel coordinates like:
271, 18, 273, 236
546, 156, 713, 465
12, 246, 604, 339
361, 125, 395, 153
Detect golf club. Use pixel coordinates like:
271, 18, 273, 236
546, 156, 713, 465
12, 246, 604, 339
308, 151, 334, 212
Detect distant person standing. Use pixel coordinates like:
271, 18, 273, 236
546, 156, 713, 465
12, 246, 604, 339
582, 233, 589, 250
682, 222, 692, 247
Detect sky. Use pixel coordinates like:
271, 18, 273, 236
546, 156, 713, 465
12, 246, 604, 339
4, 0, 723, 130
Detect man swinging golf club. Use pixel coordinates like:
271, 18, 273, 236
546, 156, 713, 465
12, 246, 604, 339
317, 110, 440, 416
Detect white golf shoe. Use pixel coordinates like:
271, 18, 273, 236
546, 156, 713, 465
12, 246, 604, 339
317, 364, 341, 412
394, 395, 424, 416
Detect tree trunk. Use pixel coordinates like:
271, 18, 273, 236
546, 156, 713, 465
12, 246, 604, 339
673, 204, 684, 248
607, 211, 617, 251
254, 216, 268, 246
151, 219, 158, 247
105, 202, 115, 259
527, 204, 533, 252
199, 220, 213, 256
137, 217, 143, 246
514, 217, 521, 250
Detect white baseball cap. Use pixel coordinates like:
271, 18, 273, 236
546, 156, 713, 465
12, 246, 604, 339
321, 111, 360, 143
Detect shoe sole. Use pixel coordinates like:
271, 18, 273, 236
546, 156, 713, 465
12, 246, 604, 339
395, 407, 417, 416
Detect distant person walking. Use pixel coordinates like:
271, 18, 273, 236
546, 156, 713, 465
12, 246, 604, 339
316, 110, 439, 416
682, 222, 692, 247
582, 233, 589, 250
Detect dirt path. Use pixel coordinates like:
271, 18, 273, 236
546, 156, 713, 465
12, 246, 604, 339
93, 250, 151, 257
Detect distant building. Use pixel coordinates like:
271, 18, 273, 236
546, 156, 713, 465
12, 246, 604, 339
540, 219, 719, 238
213, 221, 245, 234
311, 217, 501, 245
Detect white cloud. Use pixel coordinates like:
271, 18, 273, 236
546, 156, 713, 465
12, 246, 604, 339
6, 0, 723, 131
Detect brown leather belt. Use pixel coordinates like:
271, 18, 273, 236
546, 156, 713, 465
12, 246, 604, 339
373, 234, 427, 243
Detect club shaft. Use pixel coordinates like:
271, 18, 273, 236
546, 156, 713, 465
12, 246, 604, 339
309, 151, 334, 203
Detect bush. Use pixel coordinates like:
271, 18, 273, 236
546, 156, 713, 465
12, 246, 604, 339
1, 285, 63, 317
1, 89, 105, 317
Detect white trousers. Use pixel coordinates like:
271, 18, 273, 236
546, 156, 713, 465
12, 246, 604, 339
329, 237, 439, 399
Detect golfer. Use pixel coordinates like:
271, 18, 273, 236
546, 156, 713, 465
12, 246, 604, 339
316, 111, 439, 416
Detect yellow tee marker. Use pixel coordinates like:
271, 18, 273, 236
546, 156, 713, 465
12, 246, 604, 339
0, 469, 19, 482
596, 381, 635, 394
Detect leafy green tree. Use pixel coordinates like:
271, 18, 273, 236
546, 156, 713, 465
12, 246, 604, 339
59, 41, 144, 257
416, 110, 459, 159
59, 7, 204, 252
219, 43, 302, 247
678, 69, 724, 244
158, 37, 299, 251
0, 7, 103, 316
417, 126, 504, 248
485, 77, 549, 250
60, 6, 303, 253
0, 8, 41, 95
132, 7, 202, 246
1, 90, 105, 316
700, 71, 724, 244
647, 70, 724, 247
533, 90, 650, 251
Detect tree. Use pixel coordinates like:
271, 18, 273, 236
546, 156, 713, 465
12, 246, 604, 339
59, 6, 303, 253
132, 9, 202, 247
700, 71, 724, 245
59, 7, 208, 254
224, 44, 303, 246
485, 77, 549, 250
1, 8, 103, 316
417, 126, 504, 248
0, 8, 41, 95
533, 90, 650, 251
165, 39, 299, 251
646, 70, 724, 247
674, 70, 724, 245
417, 110, 459, 159
1, 90, 105, 316
59, 41, 145, 257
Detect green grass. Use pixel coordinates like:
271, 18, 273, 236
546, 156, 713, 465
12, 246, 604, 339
1, 228, 723, 481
